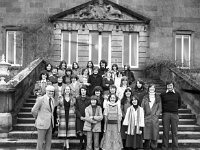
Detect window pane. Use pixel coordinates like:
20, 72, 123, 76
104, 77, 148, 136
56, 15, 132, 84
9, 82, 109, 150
91, 32, 99, 65
123, 32, 129, 66
175, 37, 182, 66
7, 32, 14, 64
62, 31, 69, 64
71, 31, 77, 64
111, 31, 123, 67
131, 33, 138, 67
16, 32, 23, 65
102, 32, 109, 64
183, 36, 189, 67
78, 30, 89, 66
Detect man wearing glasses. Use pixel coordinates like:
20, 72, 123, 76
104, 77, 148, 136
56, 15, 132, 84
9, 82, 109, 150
32, 85, 55, 150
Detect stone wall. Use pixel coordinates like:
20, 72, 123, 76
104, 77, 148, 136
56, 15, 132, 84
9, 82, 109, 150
0, 0, 200, 67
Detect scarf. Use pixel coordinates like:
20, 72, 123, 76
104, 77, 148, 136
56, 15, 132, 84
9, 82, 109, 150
123, 105, 144, 135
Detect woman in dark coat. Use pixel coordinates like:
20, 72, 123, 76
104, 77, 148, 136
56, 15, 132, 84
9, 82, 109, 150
132, 79, 147, 106
121, 87, 133, 149
141, 84, 162, 150
88, 66, 103, 96
122, 65, 135, 85
75, 86, 90, 150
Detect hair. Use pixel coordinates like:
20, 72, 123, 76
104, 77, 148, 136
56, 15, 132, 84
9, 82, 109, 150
166, 80, 174, 86
112, 64, 118, 71
108, 93, 118, 102
70, 74, 79, 82
45, 63, 52, 71
52, 66, 58, 71
86, 61, 94, 69
147, 83, 156, 92
62, 85, 72, 96
109, 84, 117, 90
79, 85, 87, 95
124, 64, 130, 71
65, 68, 72, 76
100, 59, 107, 67
90, 95, 99, 102
134, 79, 145, 91
39, 70, 49, 80
82, 68, 89, 76
121, 87, 133, 105
92, 86, 103, 95
105, 70, 112, 78
131, 95, 139, 105
59, 60, 67, 69
72, 62, 79, 69
93, 66, 99, 71
120, 76, 128, 87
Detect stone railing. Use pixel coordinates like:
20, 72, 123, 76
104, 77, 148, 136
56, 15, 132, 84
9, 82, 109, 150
159, 67, 200, 125
0, 58, 46, 134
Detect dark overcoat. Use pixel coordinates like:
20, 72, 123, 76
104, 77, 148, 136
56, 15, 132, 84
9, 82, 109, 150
141, 93, 162, 140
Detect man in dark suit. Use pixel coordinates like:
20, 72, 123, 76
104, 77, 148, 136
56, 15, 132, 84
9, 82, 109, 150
161, 81, 182, 150
32, 85, 55, 150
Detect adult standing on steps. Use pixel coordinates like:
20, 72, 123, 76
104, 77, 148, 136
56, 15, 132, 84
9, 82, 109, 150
160, 81, 182, 150
31, 85, 56, 150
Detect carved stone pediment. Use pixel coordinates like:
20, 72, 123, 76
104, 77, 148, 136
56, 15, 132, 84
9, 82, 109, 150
49, 0, 150, 23
73, 4, 123, 20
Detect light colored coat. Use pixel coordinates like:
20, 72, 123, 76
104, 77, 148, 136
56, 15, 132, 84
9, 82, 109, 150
31, 94, 55, 129
69, 82, 82, 98
83, 105, 103, 132
141, 94, 162, 140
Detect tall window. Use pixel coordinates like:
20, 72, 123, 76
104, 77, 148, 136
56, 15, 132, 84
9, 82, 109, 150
175, 34, 191, 68
61, 30, 139, 68
6, 31, 23, 65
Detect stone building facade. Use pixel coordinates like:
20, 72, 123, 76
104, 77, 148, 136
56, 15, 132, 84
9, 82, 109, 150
0, 0, 200, 70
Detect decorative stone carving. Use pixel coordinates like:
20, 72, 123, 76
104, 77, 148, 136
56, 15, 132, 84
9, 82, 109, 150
67, 23, 72, 30
105, 5, 122, 20
75, 4, 123, 20
98, 23, 104, 31
129, 24, 135, 31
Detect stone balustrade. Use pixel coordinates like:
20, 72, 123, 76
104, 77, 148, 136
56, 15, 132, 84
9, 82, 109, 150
0, 58, 46, 135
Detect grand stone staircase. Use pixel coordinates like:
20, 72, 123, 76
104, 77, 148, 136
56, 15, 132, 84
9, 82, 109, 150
0, 79, 200, 149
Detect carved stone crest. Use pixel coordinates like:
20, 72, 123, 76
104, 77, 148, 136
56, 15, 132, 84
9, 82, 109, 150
75, 4, 123, 20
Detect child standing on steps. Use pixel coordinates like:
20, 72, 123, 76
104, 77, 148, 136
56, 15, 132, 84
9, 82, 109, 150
83, 95, 103, 150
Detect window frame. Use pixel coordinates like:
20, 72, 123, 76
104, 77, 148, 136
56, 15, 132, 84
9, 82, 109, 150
175, 31, 192, 69
61, 30, 139, 68
4, 27, 23, 66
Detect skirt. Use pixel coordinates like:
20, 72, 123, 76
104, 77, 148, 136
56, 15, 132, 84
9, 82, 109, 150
100, 124, 123, 150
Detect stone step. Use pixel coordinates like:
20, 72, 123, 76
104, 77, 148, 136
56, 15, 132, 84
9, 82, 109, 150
8, 130, 200, 140
16, 117, 196, 124
17, 112, 195, 119
13, 124, 200, 132
1, 138, 200, 149
25, 98, 36, 104
19, 106, 192, 114
23, 103, 35, 107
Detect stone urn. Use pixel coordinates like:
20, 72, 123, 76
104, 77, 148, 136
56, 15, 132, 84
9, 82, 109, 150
0, 54, 11, 85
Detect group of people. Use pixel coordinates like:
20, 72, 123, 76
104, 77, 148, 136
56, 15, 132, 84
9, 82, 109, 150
31, 59, 182, 150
